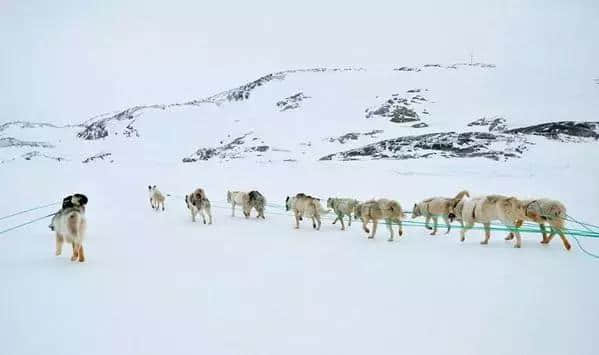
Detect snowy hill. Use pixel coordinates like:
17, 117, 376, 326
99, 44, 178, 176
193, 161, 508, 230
2, 64, 599, 355
2, 64, 598, 165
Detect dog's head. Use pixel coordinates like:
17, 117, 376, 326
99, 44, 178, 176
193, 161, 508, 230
285, 196, 290, 211
62, 193, 89, 210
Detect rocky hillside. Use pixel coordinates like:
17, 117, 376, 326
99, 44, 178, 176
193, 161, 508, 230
1, 63, 598, 164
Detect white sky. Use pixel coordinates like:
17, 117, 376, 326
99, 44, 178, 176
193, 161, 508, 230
1, 0, 597, 124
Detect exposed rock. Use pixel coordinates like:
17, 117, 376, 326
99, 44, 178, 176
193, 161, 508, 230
0, 121, 75, 132
0, 137, 54, 149
326, 130, 384, 144
394, 66, 421, 72
412, 123, 429, 128
276, 92, 311, 111
366, 94, 428, 124
320, 132, 530, 161
184, 132, 263, 162
22, 151, 65, 161
82, 152, 113, 163
468, 117, 507, 132
506, 121, 599, 141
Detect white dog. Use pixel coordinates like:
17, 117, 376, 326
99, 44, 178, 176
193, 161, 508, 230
148, 185, 165, 211
451, 195, 526, 248
53, 205, 87, 262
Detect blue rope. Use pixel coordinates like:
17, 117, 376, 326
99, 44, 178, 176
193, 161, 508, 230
0, 213, 57, 235
0, 202, 59, 221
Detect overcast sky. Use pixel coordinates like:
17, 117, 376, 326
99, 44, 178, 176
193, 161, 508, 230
1, 0, 597, 124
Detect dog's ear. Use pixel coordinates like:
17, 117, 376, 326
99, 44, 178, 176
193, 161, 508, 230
148, 185, 151, 190
153, 185, 156, 189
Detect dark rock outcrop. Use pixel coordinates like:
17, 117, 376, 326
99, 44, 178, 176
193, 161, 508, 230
320, 132, 530, 161
506, 121, 599, 140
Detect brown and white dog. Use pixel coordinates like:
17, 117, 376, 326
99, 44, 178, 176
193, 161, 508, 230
505, 198, 571, 250
53, 202, 87, 262
185, 188, 212, 224
354, 199, 404, 241
148, 185, 165, 211
450, 194, 527, 248
412, 190, 469, 235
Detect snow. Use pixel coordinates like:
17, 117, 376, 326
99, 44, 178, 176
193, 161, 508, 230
2, 154, 599, 355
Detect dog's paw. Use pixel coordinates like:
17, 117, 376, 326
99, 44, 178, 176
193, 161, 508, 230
425, 226, 433, 230
514, 244, 521, 248
398, 230, 403, 236
480, 241, 488, 245
70, 256, 78, 261
55, 250, 61, 256
430, 231, 436, 236
387, 238, 394, 242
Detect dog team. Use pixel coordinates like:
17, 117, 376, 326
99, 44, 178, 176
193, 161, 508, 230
47, 186, 571, 262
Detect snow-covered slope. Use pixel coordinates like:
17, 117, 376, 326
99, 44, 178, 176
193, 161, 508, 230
2, 64, 598, 164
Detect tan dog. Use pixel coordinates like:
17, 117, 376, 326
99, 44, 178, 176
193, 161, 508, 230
505, 198, 571, 250
291, 193, 322, 230
53, 206, 87, 262
354, 199, 404, 241
451, 195, 526, 248
412, 190, 469, 235
186, 188, 212, 224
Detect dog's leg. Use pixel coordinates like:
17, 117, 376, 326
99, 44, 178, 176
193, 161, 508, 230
207, 208, 213, 225
505, 232, 514, 241
557, 229, 571, 251
191, 209, 196, 222
339, 213, 346, 231
370, 220, 378, 239
539, 223, 548, 243
481, 223, 491, 245
513, 229, 522, 248
425, 215, 432, 230
332, 215, 338, 224
386, 218, 394, 241
397, 218, 403, 236
311, 216, 317, 229
460, 221, 473, 242
294, 212, 300, 229
362, 217, 370, 234
78, 244, 85, 262
71, 242, 79, 261
443, 215, 451, 234
546, 228, 556, 244
431, 216, 438, 235
161, 201, 165, 211
231, 202, 235, 217
316, 216, 321, 231
348, 214, 352, 227
55, 233, 64, 256
200, 210, 206, 224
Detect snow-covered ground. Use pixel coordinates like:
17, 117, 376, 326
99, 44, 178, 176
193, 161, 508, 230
2, 152, 599, 355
